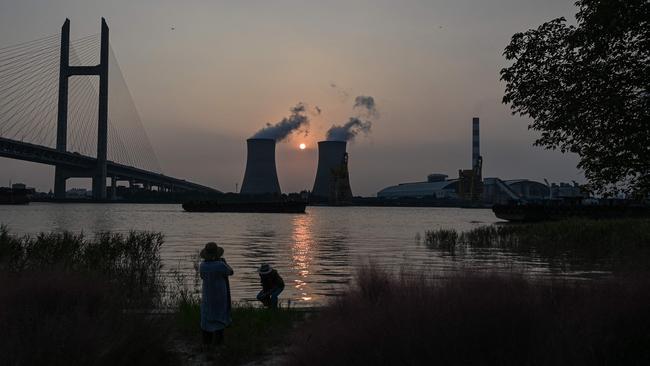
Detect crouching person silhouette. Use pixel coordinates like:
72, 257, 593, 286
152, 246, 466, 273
256, 264, 284, 309
199, 242, 233, 348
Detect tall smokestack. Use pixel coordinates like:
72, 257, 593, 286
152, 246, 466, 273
240, 138, 281, 195
472, 117, 480, 167
312, 141, 353, 204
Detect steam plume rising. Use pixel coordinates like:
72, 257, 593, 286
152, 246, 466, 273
326, 118, 371, 142
330, 82, 349, 101
326, 95, 378, 142
353, 95, 377, 117
252, 103, 309, 142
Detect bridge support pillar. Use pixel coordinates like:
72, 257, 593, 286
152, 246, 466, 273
54, 20, 70, 201
93, 18, 109, 200
55, 18, 110, 201
92, 174, 106, 200
110, 176, 117, 200
54, 168, 67, 199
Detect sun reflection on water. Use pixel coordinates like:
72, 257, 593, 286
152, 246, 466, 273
291, 214, 316, 303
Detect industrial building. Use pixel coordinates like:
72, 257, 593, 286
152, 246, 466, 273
377, 117, 482, 202
377, 174, 458, 199
482, 178, 548, 204
311, 141, 353, 204
505, 180, 550, 200
378, 175, 559, 204
375, 116, 583, 205
240, 138, 282, 195
550, 182, 585, 199
483, 179, 585, 204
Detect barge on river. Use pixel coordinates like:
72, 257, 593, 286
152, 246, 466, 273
493, 203, 650, 222
182, 200, 307, 213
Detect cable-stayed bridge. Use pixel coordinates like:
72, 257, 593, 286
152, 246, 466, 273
0, 18, 219, 200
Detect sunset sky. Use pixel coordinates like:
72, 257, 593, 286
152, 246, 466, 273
0, 0, 583, 196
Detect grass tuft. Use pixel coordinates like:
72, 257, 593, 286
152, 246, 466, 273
175, 296, 305, 366
0, 227, 176, 365
287, 264, 650, 366
424, 228, 458, 253
425, 218, 650, 270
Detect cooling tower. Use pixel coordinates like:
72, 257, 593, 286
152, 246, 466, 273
240, 138, 282, 195
311, 141, 353, 204
472, 117, 480, 167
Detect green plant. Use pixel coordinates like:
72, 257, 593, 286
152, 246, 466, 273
0, 227, 177, 365
425, 218, 650, 271
287, 264, 650, 366
0, 228, 166, 307
424, 228, 458, 253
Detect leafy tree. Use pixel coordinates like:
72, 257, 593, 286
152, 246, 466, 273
500, 0, 649, 197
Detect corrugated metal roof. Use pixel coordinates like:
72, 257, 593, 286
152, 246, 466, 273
377, 179, 458, 197
504, 179, 530, 184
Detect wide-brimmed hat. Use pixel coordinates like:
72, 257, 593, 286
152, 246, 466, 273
200, 242, 224, 260
258, 263, 273, 275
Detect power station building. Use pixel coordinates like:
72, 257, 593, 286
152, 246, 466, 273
377, 174, 458, 199
240, 138, 282, 195
378, 117, 481, 201
378, 175, 553, 203
457, 117, 483, 201
481, 178, 549, 204
376, 117, 566, 204
311, 141, 353, 204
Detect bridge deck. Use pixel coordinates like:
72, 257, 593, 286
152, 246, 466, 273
0, 137, 219, 193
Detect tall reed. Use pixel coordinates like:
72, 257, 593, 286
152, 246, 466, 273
287, 264, 650, 366
0, 226, 165, 307
425, 218, 650, 271
0, 226, 176, 365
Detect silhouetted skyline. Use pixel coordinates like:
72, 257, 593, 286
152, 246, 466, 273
0, 0, 582, 195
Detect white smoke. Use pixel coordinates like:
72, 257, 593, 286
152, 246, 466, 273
353, 95, 378, 117
252, 103, 309, 142
326, 117, 372, 142
326, 95, 379, 142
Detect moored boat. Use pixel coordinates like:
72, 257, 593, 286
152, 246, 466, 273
493, 203, 650, 222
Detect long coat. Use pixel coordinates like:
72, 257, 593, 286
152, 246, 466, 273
200, 260, 234, 332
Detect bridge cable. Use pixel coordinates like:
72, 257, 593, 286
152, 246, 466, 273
107, 44, 162, 172
0, 35, 100, 146
21, 37, 100, 146
0, 33, 163, 174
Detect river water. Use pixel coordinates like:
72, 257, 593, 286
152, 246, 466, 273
0, 203, 599, 306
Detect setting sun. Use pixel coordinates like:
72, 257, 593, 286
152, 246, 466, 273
299, 143, 306, 150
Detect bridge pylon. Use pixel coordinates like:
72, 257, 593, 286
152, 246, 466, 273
54, 18, 109, 200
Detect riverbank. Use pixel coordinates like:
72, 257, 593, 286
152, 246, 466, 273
0, 228, 176, 365
285, 264, 650, 366
169, 266, 650, 366
173, 304, 309, 366
2, 218, 649, 365
0, 226, 310, 365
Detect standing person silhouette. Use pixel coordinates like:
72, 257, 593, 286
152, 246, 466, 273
256, 264, 285, 309
199, 242, 233, 347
